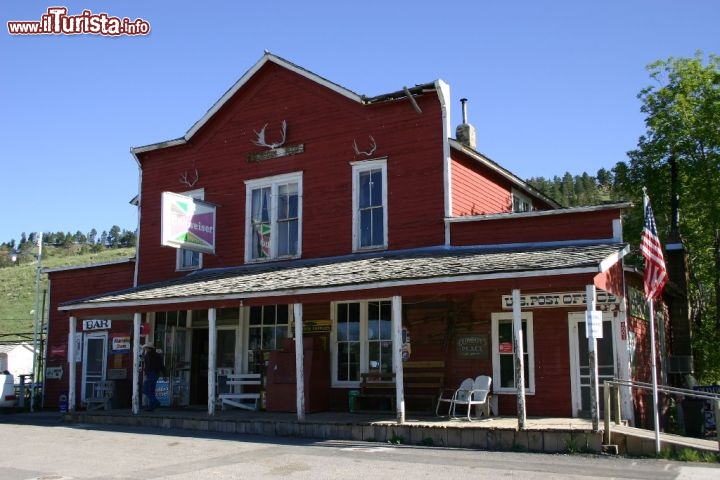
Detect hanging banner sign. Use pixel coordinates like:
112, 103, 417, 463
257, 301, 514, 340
501, 291, 619, 309
161, 191, 216, 254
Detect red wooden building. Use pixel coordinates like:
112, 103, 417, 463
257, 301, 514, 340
43, 53, 674, 426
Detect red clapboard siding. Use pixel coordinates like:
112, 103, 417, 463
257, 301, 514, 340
136, 62, 447, 284
451, 156, 511, 215
44, 262, 135, 408
450, 208, 621, 246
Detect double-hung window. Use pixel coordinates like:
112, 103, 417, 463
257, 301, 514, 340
176, 188, 204, 271
352, 159, 387, 251
332, 300, 393, 386
511, 188, 532, 213
245, 172, 302, 262
491, 312, 535, 394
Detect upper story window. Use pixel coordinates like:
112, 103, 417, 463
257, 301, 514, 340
512, 189, 532, 213
352, 159, 388, 251
177, 188, 204, 271
245, 172, 302, 262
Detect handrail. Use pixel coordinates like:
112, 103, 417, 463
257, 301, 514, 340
602, 378, 720, 450
609, 378, 720, 402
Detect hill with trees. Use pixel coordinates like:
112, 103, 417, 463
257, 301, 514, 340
0, 226, 136, 340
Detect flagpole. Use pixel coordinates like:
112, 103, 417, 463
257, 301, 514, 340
643, 190, 661, 454
647, 297, 661, 454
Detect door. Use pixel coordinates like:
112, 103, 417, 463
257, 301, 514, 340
569, 312, 616, 417
164, 326, 190, 406
81, 332, 108, 403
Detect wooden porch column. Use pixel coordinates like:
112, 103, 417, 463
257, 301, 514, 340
132, 313, 141, 415
68, 316, 76, 413
208, 308, 217, 416
512, 289, 526, 429
293, 303, 305, 421
392, 296, 405, 424
586, 284, 600, 432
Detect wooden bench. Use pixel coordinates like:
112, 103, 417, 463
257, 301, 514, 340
356, 360, 445, 413
218, 373, 262, 411
86, 380, 114, 411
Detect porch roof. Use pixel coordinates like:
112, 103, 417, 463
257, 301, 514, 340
59, 242, 629, 311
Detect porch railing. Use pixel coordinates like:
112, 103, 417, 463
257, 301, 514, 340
603, 378, 720, 450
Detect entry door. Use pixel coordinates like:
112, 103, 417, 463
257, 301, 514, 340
81, 332, 108, 402
569, 312, 615, 417
168, 326, 190, 406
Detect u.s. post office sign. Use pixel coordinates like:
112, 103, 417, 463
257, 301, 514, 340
501, 291, 619, 309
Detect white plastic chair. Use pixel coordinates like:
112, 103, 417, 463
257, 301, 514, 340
435, 377, 473, 417
450, 375, 492, 421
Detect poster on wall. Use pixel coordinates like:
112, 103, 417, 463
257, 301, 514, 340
111, 335, 131, 353
67, 332, 82, 362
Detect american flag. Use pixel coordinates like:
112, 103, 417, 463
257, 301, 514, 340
639, 194, 667, 300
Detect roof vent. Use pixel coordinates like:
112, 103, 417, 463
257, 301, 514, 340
455, 98, 477, 149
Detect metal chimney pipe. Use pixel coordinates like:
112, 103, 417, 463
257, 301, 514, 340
460, 98, 468, 124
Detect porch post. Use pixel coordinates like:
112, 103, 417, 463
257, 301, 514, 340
586, 284, 600, 432
293, 303, 305, 421
512, 289, 526, 429
208, 308, 217, 416
392, 295, 405, 424
68, 316, 76, 413
132, 313, 141, 415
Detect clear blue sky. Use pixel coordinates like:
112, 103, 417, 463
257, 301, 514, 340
1, 1, 718, 246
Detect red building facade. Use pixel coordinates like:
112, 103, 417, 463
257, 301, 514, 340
43, 53, 668, 426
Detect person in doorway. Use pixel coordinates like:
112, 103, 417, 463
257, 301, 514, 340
141, 343, 165, 411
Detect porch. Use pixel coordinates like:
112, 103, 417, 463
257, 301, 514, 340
62, 407, 719, 457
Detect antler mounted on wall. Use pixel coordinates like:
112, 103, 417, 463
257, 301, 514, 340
179, 168, 199, 188
352, 135, 377, 157
252, 120, 287, 149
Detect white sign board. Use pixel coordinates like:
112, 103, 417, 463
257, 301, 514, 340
46, 366, 63, 379
586, 311, 603, 339
502, 290, 619, 309
83, 319, 111, 331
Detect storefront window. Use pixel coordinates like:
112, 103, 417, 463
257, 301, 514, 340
333, 299, 392, 386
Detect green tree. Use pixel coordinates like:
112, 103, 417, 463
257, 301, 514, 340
614, 52, 720, 382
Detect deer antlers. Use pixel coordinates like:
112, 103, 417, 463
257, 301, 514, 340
179, 169, 199, 188
252, 120, 287, 149
353, 135, 377, 157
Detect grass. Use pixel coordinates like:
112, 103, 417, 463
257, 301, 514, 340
658, 447, 719, 463
0, 246, 135, 338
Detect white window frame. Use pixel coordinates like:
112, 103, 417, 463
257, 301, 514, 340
330, 299, 393, 388
491, 311, 535, 394
244, 172, 303, 263
176, 188, 205, 271
351, 159, 388, 251
511, 188, 532, 213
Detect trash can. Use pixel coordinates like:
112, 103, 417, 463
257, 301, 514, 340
348, 390, 360, 413
58, 393, 68, 413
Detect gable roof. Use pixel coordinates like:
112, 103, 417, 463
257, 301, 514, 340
131, 52, 439, 156
59, 242, 628, 311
